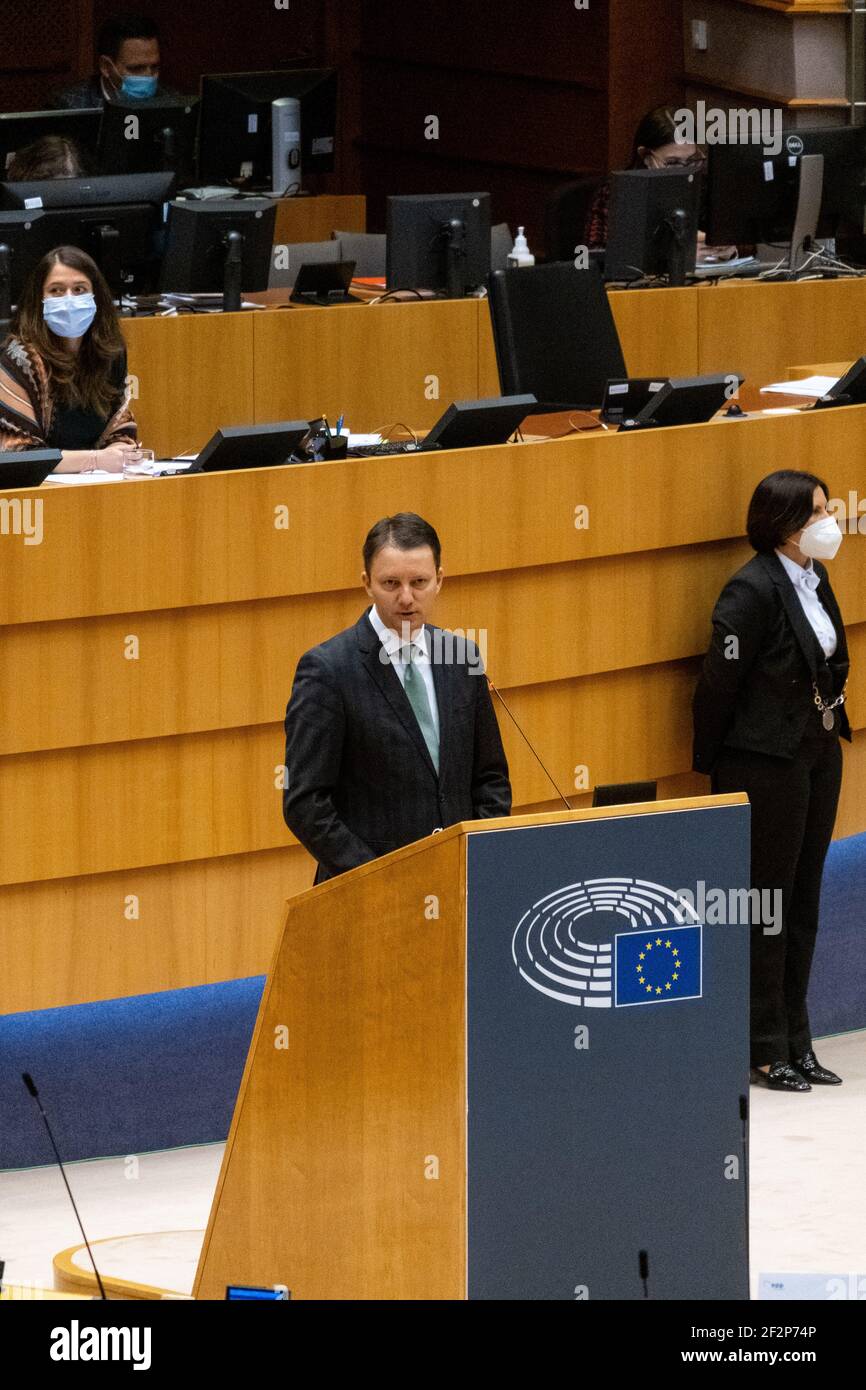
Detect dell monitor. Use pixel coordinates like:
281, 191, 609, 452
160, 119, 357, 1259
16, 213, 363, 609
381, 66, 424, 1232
0, 108, 102, 176
705, 127, 866, 250
605, 167, 701, 285
159, 198, 276, 309
98, 97, 198, 184
487, 261, 627, 412
0, 171, 175, 297
387, 192, 491, 297
197, 69, 338, 190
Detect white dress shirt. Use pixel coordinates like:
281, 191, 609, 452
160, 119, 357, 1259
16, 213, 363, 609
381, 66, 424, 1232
368, 605, 440, 738
775, 550, 837, 659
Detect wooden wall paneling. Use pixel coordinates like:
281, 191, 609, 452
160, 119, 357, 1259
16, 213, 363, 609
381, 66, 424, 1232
0, 845, 311, 1015
607, 0, 686, 166
0, 0, 92, 111
6, 541, 866, 758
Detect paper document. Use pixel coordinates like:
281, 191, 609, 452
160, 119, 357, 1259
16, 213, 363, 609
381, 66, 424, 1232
760, 375, 840, 397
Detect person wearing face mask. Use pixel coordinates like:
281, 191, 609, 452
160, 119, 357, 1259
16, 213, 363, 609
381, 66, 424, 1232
49, 14, 180, 111
0, 244, 139, 472
584, 104, 736, 261
692, 470, 850, 1093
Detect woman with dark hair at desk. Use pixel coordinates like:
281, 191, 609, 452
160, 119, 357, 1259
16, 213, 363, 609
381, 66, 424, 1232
585, 105, 706, 250
584, 103, 737, 263
693, 470, 850, 1092
0, 244, 139, 472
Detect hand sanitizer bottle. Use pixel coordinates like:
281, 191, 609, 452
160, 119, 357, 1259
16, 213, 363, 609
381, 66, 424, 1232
507, 226, 535, 268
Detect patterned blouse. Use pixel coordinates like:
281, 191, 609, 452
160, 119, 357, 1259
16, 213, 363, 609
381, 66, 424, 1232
0, 336, 136, 452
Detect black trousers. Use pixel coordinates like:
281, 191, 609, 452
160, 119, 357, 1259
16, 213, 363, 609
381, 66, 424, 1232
712, 734, 842, 1068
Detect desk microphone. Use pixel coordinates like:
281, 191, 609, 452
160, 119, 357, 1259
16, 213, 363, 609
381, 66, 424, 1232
639, 1248, 650, 1298
487, 679, 573, 811
21, 1073, 107, 1299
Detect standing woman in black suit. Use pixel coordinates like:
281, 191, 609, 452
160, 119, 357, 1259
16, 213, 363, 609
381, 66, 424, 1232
693, 470, 850, 1092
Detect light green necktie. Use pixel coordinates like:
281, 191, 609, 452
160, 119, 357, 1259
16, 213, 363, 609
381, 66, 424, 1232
401, 644, 439, 773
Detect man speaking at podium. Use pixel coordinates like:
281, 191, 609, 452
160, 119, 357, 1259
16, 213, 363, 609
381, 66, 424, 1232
283, 512, 512, 883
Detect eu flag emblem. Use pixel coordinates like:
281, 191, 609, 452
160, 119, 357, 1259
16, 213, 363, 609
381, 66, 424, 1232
614, 926, 702, 1007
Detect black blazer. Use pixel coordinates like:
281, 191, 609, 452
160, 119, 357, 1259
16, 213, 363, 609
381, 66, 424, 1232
283, 610, 512, 881
693, 551, 851, 773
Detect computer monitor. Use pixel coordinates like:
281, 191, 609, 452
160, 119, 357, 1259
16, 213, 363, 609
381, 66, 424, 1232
705, 127, 866, 248
0, 171, 175, 297
619, 374, 743, 430
605, 167, 701, 285
813, 356, 866, 409
98, 98, 198, 183
0, 448, 62, 488
159, 198, 276, 309
0, 109, 102, 176
386, 192, 491, 297
0, 209, 54, 319
197, 69, 338, 189
487, 261, 627, 412
188, 422, 310, 472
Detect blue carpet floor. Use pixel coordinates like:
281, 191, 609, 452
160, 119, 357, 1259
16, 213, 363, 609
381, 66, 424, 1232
2, 832, 865, 1169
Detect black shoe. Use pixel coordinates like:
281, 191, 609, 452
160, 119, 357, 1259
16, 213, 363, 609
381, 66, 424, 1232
750, 1062, 811, 1092
791, 1049, 842, 1085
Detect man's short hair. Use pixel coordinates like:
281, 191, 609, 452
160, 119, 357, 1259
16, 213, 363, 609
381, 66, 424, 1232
363, 513, 441, 573
746, 469, 829, 553
97, 13, 160, 61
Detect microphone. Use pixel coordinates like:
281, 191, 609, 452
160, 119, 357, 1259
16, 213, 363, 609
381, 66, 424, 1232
639, 1248, 650, 1298
487, 679, 573, 811
21, 1073, 107, 1300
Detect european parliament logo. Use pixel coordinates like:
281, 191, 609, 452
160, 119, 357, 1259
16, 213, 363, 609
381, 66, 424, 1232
511, 877, 703, 1010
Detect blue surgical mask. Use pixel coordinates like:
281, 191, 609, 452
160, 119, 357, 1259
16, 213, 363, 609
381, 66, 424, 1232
121, 74, 158, 100
43, 292, 97, 339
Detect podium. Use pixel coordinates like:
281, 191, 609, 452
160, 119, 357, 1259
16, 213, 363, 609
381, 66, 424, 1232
194, 794, 751, 1300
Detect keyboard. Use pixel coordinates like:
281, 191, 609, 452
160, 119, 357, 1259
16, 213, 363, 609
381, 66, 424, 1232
348, 440, 425, 457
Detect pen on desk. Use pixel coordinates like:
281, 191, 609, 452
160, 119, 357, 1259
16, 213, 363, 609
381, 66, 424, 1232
335, 413, 344, 435
323, 415, 332, 438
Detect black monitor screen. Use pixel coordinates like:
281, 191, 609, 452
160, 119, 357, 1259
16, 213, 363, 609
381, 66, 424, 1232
0, 109, 102, 178
386, 192, 491, 296
99, 99, 198, 184
197, 69, 338, 187
605, 167, 700, 282
159, 198, 275, 293
705, 127, 866, 247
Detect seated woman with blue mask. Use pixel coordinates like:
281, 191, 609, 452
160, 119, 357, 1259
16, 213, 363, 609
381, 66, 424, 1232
0, 244, 140, 472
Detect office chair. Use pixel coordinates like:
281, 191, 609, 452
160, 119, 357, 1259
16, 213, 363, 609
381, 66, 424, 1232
332, 231, 387, 277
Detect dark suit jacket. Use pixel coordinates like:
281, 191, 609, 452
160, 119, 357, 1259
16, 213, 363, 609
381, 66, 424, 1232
693, 551, 851, 773
283, 610, 512, 881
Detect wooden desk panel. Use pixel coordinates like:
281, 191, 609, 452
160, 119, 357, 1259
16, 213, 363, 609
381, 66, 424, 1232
121, 312, 256, 459
608, 287, 699, 377
697, 279, 866, 384
252, 298, 480, 433
273, 194, 366, 245
7, 402, 866, 628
